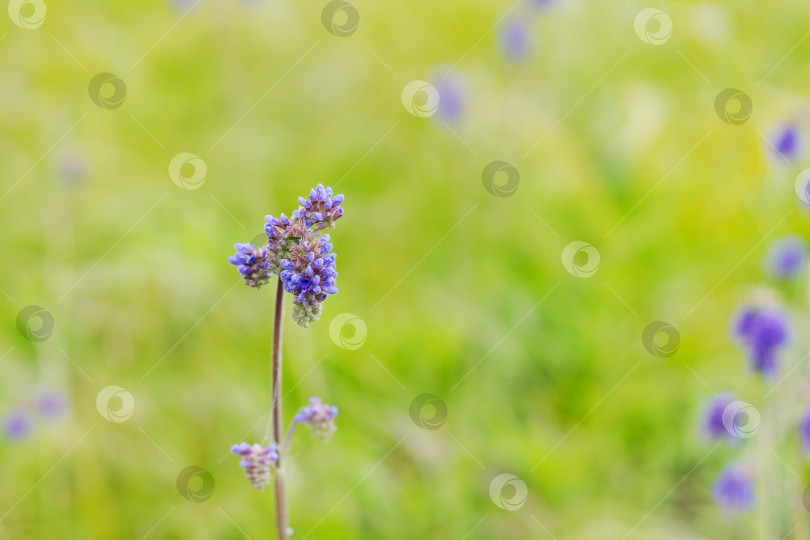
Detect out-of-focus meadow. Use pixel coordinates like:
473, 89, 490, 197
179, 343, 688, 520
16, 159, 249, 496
3, 0, 810, 538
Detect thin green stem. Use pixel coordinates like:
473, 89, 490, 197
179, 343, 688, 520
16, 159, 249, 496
271, 278, 288, 540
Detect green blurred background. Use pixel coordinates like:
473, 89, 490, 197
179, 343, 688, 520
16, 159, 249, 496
2, 0, 810, 538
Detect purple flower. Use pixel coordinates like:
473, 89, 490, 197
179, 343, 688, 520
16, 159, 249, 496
771, 125, 800, 162
279, 236, 338, 327
701, 394, 737, 442
38, 391, 68, 419
294, 397, 338, 440
229, 243, 271, 289
799, 406, 810, 456
4, 409, 32, 440
765, 236, 806, 279
712, 464, 754, 513
291, 184, 344, 231
732, 305, 790, 377
233, 184, 344, 326
431, 69, 467, 124
230, 442, 279, 491
498, 18, 533, 62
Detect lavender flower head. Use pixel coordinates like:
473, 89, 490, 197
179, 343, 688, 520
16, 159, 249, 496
229, 243, 271, 289
230, 442, 279, 491
230, 184, 344, 326
712, 464, 754, 513
765, 236, 807, 280
265, 184, 344, 327
732, 305, 790, 378
701, 394, 737, 443
294, 397, 338, 440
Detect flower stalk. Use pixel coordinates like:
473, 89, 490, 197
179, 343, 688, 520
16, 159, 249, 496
271, 278, 287, 540
228, 184, 344, 539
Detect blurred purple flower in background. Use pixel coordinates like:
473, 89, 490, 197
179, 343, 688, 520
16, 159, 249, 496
294, 397, 338, 440
712, 464, 754, 513
58, 154, 86, 188
37, 391, 69, 419
4, 409, 32, 441
430, 69, 467, 124
701, 394, 737, 442
769, 124, 801, 162
799, 406, 810, 456
498, 18, 534, 62
732, 305, 790, 377
231, 442, 279, 491
765, 236, 807, 279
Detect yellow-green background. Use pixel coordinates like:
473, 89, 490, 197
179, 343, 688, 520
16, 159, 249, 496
2, 0, 809, 538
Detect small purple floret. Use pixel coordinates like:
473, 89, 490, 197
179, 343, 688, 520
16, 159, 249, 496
230, 442, 279, 491
294, 397, 338, 440
229, 243, 271, 289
